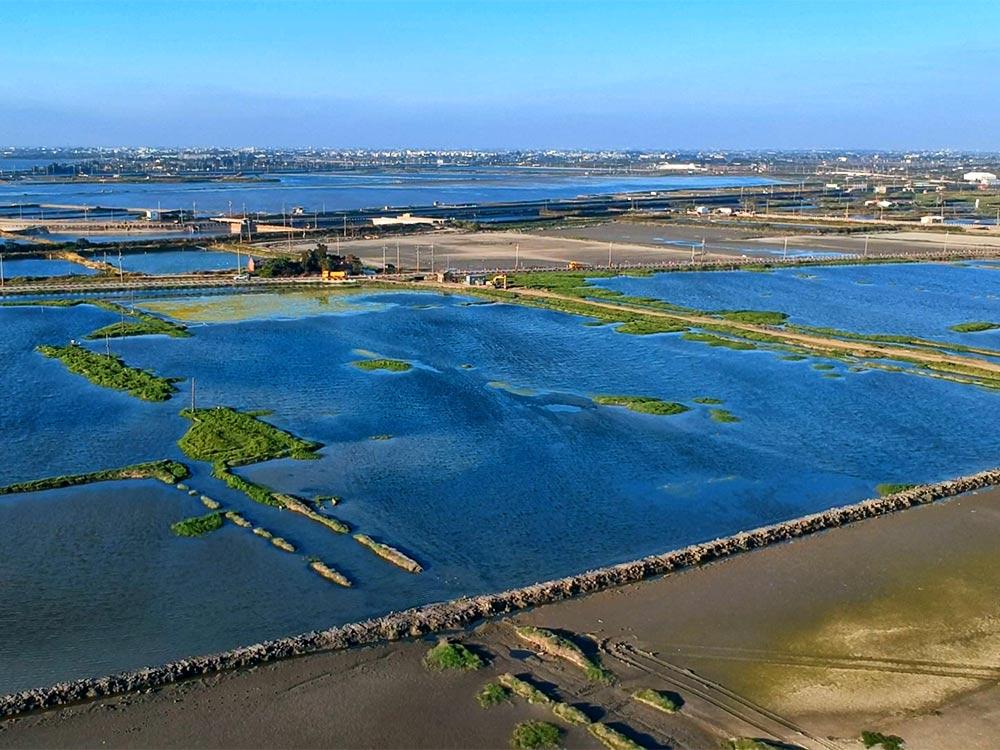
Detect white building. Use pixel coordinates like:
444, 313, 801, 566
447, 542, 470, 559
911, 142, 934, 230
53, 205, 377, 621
963, 171, 998, 184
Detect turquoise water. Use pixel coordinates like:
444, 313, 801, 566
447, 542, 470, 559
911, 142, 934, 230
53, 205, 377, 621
593, 262, 1000, 345
1, 278, 998, 693
1, 258, 96, 278
115, 249, 240, 275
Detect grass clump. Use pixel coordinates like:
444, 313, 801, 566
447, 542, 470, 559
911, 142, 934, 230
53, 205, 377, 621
682, 332, 757, 350
693, 397, 723, 405
352, 358, 412, 372
709, 409, 740, 423
308, 559, 352, 588
0, 459, 188, 496
593, 395, 689, 416
876, 483, 917, 497
354, 533, 422, 572
170, 512, 224, 537
510, 721, 561, 750
950, 321, 998, 333
476, 682, 511, 708
812, 362, 836, 371
632, 688, 680, 713
861, 730, 905, 750
588, 722, 642, 750
423, 641, 484, 671
179, 406, 321, 466
513, 625, 613, 683
552, 702, 591, 725
498, 673, 552, 705
85, 301, 189, 339
37, 343, 178, 401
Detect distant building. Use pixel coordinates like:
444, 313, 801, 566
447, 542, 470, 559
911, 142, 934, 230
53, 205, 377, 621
464, 272, 487, 286
963, 171, 998, 184
371, 213, 446, 227
920, 215, 945, 225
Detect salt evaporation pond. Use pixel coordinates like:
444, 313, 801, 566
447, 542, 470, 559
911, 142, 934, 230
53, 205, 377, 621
593, 261, 1000, 345
1, 257, 95, 278
113, 249, 241, 275
1, 277, 999, 692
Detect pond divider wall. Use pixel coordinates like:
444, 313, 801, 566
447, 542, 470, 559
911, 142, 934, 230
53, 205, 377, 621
3, 467, 999, 719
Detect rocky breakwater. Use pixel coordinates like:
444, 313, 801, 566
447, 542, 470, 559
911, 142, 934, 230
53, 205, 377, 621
3, 468, 999, 719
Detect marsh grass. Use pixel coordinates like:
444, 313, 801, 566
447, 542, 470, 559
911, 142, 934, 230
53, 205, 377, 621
510, 721, 562, 750
476, 682, 512, 708
170, 512, 224, 537
37, 343, 178, 401
423, 641, 484, 671
513, 626, 613, 683
352, 358, 412, 372
593, 395, 689, 416
876, 483, 917, 497
0, 459, 188, 496
588, 723, 642, 750
632, 688, 680, 713
179, 406, 321, 466
861, 730, 905, 750
709, 409, 740, 423
949, 321, 998, 333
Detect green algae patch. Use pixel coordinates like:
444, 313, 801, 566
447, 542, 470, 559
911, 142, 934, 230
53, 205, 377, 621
510, 721, 562, 750
513, 625, 613, 683
876, 483, 917, 497
710, 409, 740, 423
632, 688, 680, 714
179, 407, 321, 466
37, 343, 179, 402
0, 459, 189, 496
593, 395, 689, 416
693, 397, 723, 405
950, 321, 999, 333
812, 362, 836, 371
423, 641, 483, 671
353, 533, 423, 573
352, 358, 412, 372
171, 512, 224, 537
85, 304, 189, 340
213, 465, 281, 507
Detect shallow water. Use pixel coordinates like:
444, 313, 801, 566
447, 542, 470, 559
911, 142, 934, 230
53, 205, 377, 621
1, 279, 998, 692
1, 258, 95, 278
113, 249, 241, 275
0, 171, 774, 215
593, 262, 1000, 345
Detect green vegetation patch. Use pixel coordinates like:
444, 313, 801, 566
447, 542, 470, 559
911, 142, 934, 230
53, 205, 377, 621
476, 682, 511, 708
37, 343, 178, 401
510, 721, 562, 750
693, 397, 723, 405
352, 358, 412, 372
812, 362, 836, 370
632, 688, 680, 713
861, 731, 905, 750
876, 483, 917, 497
0, 459, 189, 496
498, 673, 552, 705
950, 321, 999, 333
171, 512, 224, 537
588, 722, 642, 750
552, 702, 591, 726
709, 409, 740, 423
725, 739, 782, 750
513, 625, 613, 683
423, 641, 484, 671
593, 395, 689, 416
179, 406, 321, 466
682, 332, 757, 350
354, 533, 423, 572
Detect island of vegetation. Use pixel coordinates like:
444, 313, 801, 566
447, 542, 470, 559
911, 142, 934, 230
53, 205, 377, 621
709, 408, 740, 423
353, 533, 423, 573
179, 406, 322, 466
422, 640, 483, 671
352, 358, 413, 372
513, 625, 612, 683
632, 688, 680, 714
510, 720, 562, 750
170, 512, 224, 537
949, 320, 999, 333
37, 343, 179, 401
0, 298, 189, 338
593, 394, 689, 416
308, 559, 352, 588
0, 459, 189, 496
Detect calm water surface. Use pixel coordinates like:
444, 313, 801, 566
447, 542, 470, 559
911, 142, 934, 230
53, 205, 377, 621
114, 249, 241, 275
1, 258, 96, 278
1, 275, 997, 692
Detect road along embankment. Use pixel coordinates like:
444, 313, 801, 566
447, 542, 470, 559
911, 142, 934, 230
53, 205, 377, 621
2, 467, 999, 719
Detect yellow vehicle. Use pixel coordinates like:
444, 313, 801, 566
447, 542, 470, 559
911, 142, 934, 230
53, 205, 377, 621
322, 269, 348, 281
489, 274, 508, 289
567, 261, 591, 270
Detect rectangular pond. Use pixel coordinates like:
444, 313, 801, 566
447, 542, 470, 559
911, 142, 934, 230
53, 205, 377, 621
1, 257, 96, 278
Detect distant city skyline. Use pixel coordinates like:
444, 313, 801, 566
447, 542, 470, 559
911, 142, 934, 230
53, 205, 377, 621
4, 0, 999, 150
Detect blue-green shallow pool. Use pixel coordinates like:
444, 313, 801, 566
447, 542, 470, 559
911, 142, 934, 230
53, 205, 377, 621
1, 286, 997, 692
592, 262, 1000, 346
114, 249, 240, 275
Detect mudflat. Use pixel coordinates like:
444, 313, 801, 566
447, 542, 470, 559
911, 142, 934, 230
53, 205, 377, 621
2, 489, 997, 750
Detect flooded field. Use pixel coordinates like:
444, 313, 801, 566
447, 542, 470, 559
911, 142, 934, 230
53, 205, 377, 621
1, 258, 95, 278
1, 269, 998, 693
593, 261, 1000, 345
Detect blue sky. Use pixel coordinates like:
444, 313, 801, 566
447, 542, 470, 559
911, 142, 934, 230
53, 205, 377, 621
2, 0, 998, 149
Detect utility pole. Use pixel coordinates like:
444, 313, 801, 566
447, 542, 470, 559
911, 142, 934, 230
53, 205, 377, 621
415, 246, 420, 273
0, 253, 4, 289
190, 378, 196, 412
608, 242, 613, 268
863, 235, 869, 258
430, 244, 435, 274
783, 237, 788, 261
515, 243, 519, 269
396, 241, 400, 273
382, 244, 387, 273
117, 248, 124, 282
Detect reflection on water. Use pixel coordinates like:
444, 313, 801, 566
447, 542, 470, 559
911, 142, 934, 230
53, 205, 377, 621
1, 279, 998, 692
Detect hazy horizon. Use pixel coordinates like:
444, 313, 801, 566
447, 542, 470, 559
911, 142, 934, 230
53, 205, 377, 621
4, 0, 999, 151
